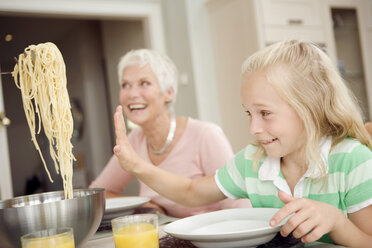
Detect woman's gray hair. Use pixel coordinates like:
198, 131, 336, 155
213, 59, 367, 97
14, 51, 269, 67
117, 49, 178, 112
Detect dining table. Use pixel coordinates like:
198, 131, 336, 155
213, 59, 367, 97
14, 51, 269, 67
83, 208, 346, 248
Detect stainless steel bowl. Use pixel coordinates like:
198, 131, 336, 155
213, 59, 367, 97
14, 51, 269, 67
0, 188, 105, 248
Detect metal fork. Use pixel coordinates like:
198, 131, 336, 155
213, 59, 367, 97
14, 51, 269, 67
0, 50, 36, 75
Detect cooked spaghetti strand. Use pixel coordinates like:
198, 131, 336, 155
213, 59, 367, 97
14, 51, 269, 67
12, 42, 75, 199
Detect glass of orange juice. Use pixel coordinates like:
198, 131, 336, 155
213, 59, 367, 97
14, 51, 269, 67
20, 227, 75, 248
111, 214, 159, 248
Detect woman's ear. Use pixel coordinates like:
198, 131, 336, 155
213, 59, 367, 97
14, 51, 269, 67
164, 87, 174, 104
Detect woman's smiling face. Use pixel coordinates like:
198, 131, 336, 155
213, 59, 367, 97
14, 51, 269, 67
240, 71, 306, 159
119, 64, 173, 125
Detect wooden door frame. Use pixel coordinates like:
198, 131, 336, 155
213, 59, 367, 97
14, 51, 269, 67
0, 72, 13, 200
0, 0, 166, 52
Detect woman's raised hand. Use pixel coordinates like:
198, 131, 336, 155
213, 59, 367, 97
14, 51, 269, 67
113, 105, 142, 173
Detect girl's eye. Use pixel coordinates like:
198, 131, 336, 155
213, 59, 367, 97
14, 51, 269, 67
245, 110, 251, 117
261, 111, 270, 117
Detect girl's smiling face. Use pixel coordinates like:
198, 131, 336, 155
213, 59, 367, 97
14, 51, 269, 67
241, 71, 306, 159
119, 65, 173, 125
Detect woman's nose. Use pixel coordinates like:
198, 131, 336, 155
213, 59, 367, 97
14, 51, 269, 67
127, 85, 140, 97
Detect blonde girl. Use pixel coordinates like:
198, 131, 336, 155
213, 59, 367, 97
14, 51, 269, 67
113, 40, 372, 247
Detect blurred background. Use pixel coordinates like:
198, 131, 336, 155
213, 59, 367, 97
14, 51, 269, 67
0, 0, 371, 200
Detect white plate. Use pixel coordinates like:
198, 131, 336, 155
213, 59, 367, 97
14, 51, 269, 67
105, 196, 150, 214
163, 208, 284, 248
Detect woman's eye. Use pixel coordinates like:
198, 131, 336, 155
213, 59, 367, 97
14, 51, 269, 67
245, 111, 251, 117
121, 82, 129, 89
141, 81, 150, 86
261, 111, 270, 117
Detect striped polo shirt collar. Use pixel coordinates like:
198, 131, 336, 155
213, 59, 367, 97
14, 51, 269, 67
258, 136, 332, 195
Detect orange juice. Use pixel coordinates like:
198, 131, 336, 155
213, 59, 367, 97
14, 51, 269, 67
23, 235, 74, 248
113, 223, 159, 248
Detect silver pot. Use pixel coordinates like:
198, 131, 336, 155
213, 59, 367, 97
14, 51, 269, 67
0, 188, 105, 248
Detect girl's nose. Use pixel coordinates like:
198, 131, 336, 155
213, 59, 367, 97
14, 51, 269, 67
249, 117, 263, 135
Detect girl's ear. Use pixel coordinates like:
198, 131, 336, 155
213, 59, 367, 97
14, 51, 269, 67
164, 87, 174, 104
365, 122, 372, 137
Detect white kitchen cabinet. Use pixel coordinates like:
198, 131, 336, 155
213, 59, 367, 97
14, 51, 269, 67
259, 0, 327, 44
258, 0, 327, 46
260, 0, 323, 26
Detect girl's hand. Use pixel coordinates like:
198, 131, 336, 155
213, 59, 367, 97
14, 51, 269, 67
142, 201, 167, 215
105, 191, 124, 198
113, 105, 143, 173
270, 191, 345, 243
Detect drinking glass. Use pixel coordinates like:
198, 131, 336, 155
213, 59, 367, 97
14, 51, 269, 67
21, 227, 75, 248
112, 214, 159, 248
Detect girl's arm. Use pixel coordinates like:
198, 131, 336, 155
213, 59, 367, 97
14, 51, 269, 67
335, 205, 372, 247
271, 191, 372, 247
89, 155, 134, 194
113, 106, 226, 207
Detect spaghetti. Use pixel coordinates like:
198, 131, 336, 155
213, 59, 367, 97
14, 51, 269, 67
12, 42, 75, 199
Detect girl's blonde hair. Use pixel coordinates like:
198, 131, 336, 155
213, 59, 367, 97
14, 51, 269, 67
241, 40, 372, 177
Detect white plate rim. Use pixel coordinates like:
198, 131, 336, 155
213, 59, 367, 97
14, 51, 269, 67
163, 208, 284, 241
105, 196, 150, 214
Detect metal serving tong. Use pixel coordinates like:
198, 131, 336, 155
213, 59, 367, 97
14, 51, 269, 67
0, 50, 36, 75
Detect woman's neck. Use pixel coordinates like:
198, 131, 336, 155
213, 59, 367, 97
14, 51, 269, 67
143, 113, 173, 150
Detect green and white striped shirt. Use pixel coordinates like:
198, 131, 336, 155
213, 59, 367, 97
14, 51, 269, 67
215, 137, 372, 243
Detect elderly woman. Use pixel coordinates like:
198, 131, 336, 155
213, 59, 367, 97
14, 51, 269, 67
90, 49, 251, 218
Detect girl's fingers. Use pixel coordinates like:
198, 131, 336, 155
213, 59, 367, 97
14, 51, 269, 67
270, 200, 302, 227
113, 105, 130, 158
301, 225, 326, 243
280, 208, 311, 237
113, 144, 121, 154
278, 190, 295, 204
290, 217, 317, 239
114, 105, 127, 141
